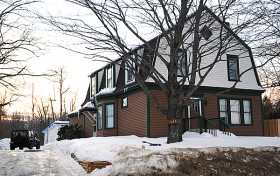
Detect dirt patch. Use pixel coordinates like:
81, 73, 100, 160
133, 147, 280, 176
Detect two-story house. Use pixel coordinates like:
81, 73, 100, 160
68, 6, 265, 138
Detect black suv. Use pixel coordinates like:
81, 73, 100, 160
10, 129, 40, 150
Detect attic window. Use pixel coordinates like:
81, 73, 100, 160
200, 25, 212, 40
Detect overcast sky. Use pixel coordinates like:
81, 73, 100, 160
7, 0, 106, 115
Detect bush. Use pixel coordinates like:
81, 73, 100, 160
57, 124, 84, 141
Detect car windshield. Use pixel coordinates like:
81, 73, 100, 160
12, 131, 27, 137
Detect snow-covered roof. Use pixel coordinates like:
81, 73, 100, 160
42, 121, 69, 133
67, 101, 96, 118
96, 87, 116, 96
82, 101, 95, 109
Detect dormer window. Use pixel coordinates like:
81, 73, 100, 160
106, 65, 113, 88
200, 25, 212, 40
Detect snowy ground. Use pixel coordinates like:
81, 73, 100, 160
1, 131, 280, 176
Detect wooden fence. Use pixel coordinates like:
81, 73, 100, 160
264, 119, 280, 137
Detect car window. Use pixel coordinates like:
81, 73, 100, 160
20, 131, 27, 136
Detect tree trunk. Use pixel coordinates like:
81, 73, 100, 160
166, 96, 183, 144
167, 120, 182, 144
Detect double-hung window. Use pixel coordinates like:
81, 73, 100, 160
227, 55, 239, 81
218, 98, 252, 125
243, 100, 252, 125
105, 103, 115, 128
219, 99, 228, 123
230, 100, 241, 124
177, 49, 187, 77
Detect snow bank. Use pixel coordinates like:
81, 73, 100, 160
1, 131, 280, 175
0, 138, 10, 150
43, 131, 280, 175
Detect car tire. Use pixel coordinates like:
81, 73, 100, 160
29, 145, 32, 149
10, 146, 15, 150
19, 147, 23, 150
36, 143, 40, 149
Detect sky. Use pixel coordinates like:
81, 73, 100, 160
6, 0, 106, 115
0, 131, 280, 175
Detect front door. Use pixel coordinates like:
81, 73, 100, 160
184, 97, 204, 132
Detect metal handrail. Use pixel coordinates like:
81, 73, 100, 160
219, 117, 231, 136
203, 116, 217, 136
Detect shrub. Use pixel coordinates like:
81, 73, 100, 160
57, 124, 84, 140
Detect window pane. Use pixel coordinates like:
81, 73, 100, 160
219, 99, 228, 123
230, 100, 241, 124
228, 56, 239, 81
200, 25, 213, 40
177, 50, 186, 76
126, 59, 135, 83
98, 106, 102, 129
122, 97, 128, 108
219, 99, 227, 111
91, 76, 95, 96
243, 100, 251, 112
127, 71, 134, 82
244, 113, 252, 124
106, 104, 114, 128
107, 67, 113, 88
243, 100, 252, 124
231, 112, 241, 124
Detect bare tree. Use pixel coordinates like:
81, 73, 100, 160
233, 0, 280, 88
51, 67, 70, 120
0, 0, 41, 107
0, 91, 9, 120
45, 0, 260, 143
69, 90, 78, 112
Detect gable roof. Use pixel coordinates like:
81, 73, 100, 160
89, 6, 262, 87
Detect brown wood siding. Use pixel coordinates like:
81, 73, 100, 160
149, 91, 169, 137
118, 91, 147, 137
68, 113, 95, 138
203, 94, 263, 136
204, 94, 219, 119
230, 95, 263, 136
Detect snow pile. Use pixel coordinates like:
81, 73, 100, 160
42, 131, 280, 176
2, 131, 279, 175
0, 138, 10, 150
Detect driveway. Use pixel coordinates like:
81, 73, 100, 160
0, 149, 85, 176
